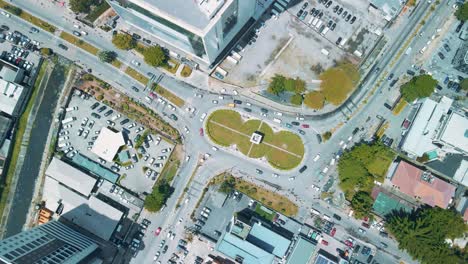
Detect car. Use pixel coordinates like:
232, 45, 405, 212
1, 11, 10, 18
291, 121, 300, 126
437, 52, 445, 60
243, 107, 252, 112
330, 227, 336, 237
299, 165, 307, 173
321, 239, 329, 245
313, 154, 321, 162
302, 2, 309, 9
58, 43, 68, 50
337, 7, 343, 14
362, 246, 371, 255
345, 14, 352, 22
286, 123, 292, 128
366, 255, 373, 263
132, 86, 139, 92
1, 25, 9, 31
104, 110, 113, 117
234, 99, 242, 104
407, 70, 415, 76
131, 59, 140, 66
296, 10, 304, 18
212, 100, 218, 104
333, 5, 339, 12
336, 37, 342, 45
379, 231, 388, 237
30, 27, 39, 33
91, 113, 101, 119
301, 124, 309, 128
162, 245, 168, 254
325, 1, 332, 8
344, 239, 353, 247
256, 169, 263, 174
358, 228, 366, 234
380, 242, 388, 248
154, 251, 160, 260
288, 176, 296, 181
362, 222, 370, 228
90, 102, 99, 110
199, 128, 204, 136
72, 31, 81, 37
350, 16, 356, 24
387, 73, 394, 80
342, 10, 348, 18
333, 214, 341, 221
298, 129, 305, 135
330, 23, 336, 30
300, 11, 308, 20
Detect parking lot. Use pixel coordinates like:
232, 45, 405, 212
219, 0, 385, 88
0, 24, 42, 77
57, 89, 174, 194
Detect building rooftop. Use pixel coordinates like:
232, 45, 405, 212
369, 0, 404, 20
0, 114, 12, 146
390, 161, 456, 208
72, 153, 120, 183
91, 127, 125, 162
45, 157, 97, 197
216, 232, 275, 264
43, 176, 123, 241
314, 249, 339, 264
247, 222, 291, 258
286, 236, 316, 264
427, 153, 468, 186
0, 79, 24, 116
402, 97, 453, 157
131, 0, 227, 30
438, 112, 468, 154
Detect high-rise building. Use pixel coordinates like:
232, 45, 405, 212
0, 220, 98, 264
107, 0, 273, 67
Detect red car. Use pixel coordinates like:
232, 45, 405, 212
199, 128, 204, 136
344, 240, 353, 247
155, 227, 162, 236
321, 240, 329, 246
301, 124, 310, 128
330, 227, 336, 237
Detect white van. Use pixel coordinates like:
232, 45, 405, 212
273, 118, 282, 124
323, 214, 331, 221
311, 208, 320, 215
275, 112, 283, 116
322, 167, 329, 173
313, 154, 321, 162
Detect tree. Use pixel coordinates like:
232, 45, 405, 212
320, 62, 360, 105
69, 0, 96, 13
290, 94, 303, 105
350, 191, 374, 219
322, 131, 332, 141
98, 50, 117, 63
386, 207, 467, 264
303, 91, 325, 109
144, 181, 173, 212
112, 33, 136, 50
455, 2, 468, 21
6, 6, 22, 16
219, 176, 236, 194
143, 46, 166, 67
461, 78, 468, 91
400, 74, 437, 102
267, 74, 286, 95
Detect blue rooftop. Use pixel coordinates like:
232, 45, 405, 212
247, 223, 291, 257
72, 154, 120, 183
216, 233, 274, 264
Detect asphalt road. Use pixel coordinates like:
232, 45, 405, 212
0, 0, 452, 263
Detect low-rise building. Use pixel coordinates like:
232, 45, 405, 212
368, 0, 405, 21
390, 160, 456, 208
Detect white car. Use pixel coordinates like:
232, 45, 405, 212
200, 113, 207, 122
322, 167, 329, 173
212, 146, 219, 151
184, 126, 190, 134
1, 11, 10, 18
313, 154, 321, 162
131, 59, 141, 66
212, 100, 218, 104
330, 158, 336, 166
272, 173, 279, 178
288, 176, 296, 181
218, 95, 224, 100
275, 112, 283, 116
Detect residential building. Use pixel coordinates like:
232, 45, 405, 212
390, 160, 456, 208
107, 0, 274, 68
0, 220, 98, 263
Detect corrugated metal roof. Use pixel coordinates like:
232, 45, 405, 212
286, 236, 316, 264
247, 223, 291, 257
216, 233, 274, 264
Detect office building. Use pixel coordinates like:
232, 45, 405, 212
107, 0, 273, 67
0, 220, 98, 263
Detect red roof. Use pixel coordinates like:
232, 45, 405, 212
391, 161, 455, 208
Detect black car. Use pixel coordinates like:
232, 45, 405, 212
333, 5, 339, 13
379, 231, 388, 237
90, 102, 99, 110
296, 10, 304, 18
91, 113, 101, 119
333, 214, 342, 221
455, 21, 464, 33
389, 78, 398, 87
367, 255, 373, 263
336, 37, 342, 45
1, 25, 9, 31
443, 44, 451, 52
291, 121, 300, 126
132, 33, 141, 40
337, 7, 343, 15
260, 108, 268, 113
132, 86, 139, 92
120, 118, 129, 125
345, 14, 352, 22
318, 11, 323, 18
243, 107, 252, 112
256, 169, 263, 174
387, 73, 394, 80
162, 245, 168, 254
406, 70, 415, 76
58, 43, 68, 50
233, 99, 242, 104
298, 129, 305, 135
350, 16, 356, 24
97, 105, 107, 113
327, 20, 333, 27
325, 1, 332, 8
299, 165, 308, 173
302, 2, 309, 9
342, 11, 348, 18
437, 52, 445, 60
170, 114, 178, 121
104, 110, 113, 117
330, 23, 336, 30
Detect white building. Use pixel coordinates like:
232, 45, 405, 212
91, 127, 125, 162
107, 0, 273, 68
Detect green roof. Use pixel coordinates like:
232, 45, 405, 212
216, 233, 274, 264
248, 223, 291, 257
286, 236, 316, 264
372, 192, 412, 217
72, 153, 119, 183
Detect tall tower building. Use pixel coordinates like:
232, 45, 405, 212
107, 0, 273, 68
0, 220, 98, 264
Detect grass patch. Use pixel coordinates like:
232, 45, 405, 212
0, 1, 56, 33
255, 203, 275, 221
125, 67, 149, 85
320, 62, 360, 106
153, 84, 185, 107
180, 65, 192, 77
111, 59, 122, 68
0, 60, 48, 221
59, 32, 99, 55
84, 1, 110, 23
206, 110, 304, 170
214, 174, 298, 216
161, 59, 180, 74
157, 152, 180, 184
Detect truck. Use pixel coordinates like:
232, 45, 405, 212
312, 18, 319, 26
315, 20, 323, 29
308, 16, 314, 25
62, 117, 76, 125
